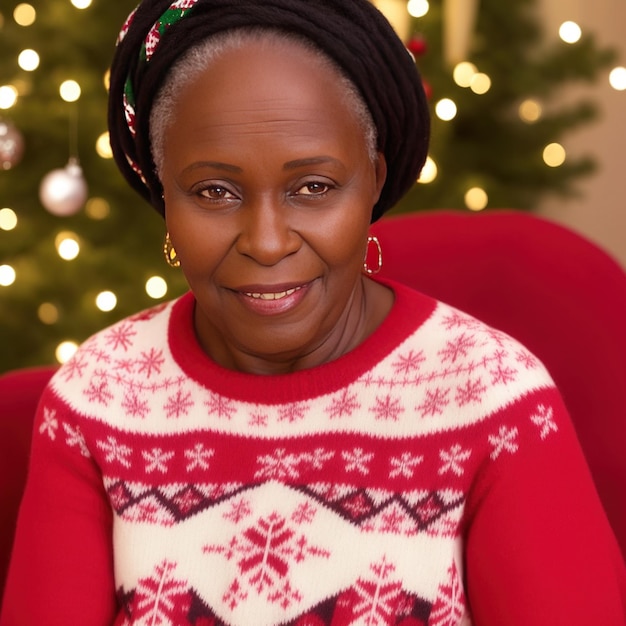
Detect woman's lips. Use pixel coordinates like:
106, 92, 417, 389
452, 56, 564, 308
243, 286, 303, 301
234, 282, 311, 315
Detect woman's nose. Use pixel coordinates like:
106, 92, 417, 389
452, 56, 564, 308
235, 198, 300, 265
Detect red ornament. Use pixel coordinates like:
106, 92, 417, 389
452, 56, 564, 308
407, 35, 428, 57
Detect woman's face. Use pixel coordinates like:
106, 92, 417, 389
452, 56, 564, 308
159, 38, 387, 373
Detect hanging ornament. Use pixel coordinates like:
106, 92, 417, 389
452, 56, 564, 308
0, 119, 25, 170
443, 0, 480, 67
407, 35, 428, 57
39, 158, 88, 216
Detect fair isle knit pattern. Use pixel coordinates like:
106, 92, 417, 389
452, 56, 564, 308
39, 282, 560, 626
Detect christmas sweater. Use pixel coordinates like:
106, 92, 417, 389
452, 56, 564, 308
2, 280, 625, 626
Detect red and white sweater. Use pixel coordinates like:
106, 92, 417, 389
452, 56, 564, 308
2, 281, 625, 625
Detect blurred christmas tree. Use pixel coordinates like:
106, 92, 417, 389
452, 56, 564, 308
0, 0, 616, 372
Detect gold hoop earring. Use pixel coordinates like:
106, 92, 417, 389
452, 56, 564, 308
363, 235, 383, 275
163, 232, 181, 268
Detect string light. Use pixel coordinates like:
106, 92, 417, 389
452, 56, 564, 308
453, 62, 478, 88
543, 142, 566, 167
407, 0, 429, 18
0, 264, 17, 287
95, 132, 113, 159
465, 187, 488, 211
559, 21, 582, 44
96, 290, 117, 312
13, 3, 36, 26
519, 99, 542, 123
417, 155, 438, 184
59, 79, 81, 102
0, 85, 19, 109
470, 72, 491, 95
18, 48, 40, 71
85, 197, 111, 220
55, 231, 81, 261
55, 341, 78, 364
38, 302, 59, 325
146, 276, 168, 299
609, 67, 626, 91
0, 207, 18, 230
435, 98, 457, 121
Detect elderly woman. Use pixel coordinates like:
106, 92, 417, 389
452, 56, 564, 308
2, 0, 625, 624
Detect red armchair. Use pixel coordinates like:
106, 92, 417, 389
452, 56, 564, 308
0, 365, 56, 592
1, 209, 625, 595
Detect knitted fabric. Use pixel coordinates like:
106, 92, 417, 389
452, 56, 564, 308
107, 0, 430, 221
3, 281, 625, 624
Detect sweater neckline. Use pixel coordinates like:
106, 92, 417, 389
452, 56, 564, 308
168, 278, 436, 404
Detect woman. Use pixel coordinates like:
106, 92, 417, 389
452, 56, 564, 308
2, 0, 625, 624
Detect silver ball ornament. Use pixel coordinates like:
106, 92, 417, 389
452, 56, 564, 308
39, 160, 88, 216
0, 120, 25, 170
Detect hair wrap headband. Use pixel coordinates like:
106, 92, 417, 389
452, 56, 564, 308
108, 0, 430, 222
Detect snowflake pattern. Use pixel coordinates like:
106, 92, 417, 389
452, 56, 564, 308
370, 394, 404, 421
98, 435, 133, 469
255, 449, 301, 481
278, 402, 309, 423
326, 389, 361, 419
430, 561, 466, 626
61, 356, 87, 381
438, 333, 476, 364
104, 323, 136, 352
455, 377, 487, 406
531, 404, 558, 439
291, 502, 318, 525
142, 448, 175, 473
132, 560, 190, 625
84, 377, 114, 405
164, 389, 194, 419
39, 407, 58, 440
204, 511, 330, 607
352, 557, 403, 626
63, 422, 90, 457
205, 393, 237, 420
417, 388, 450, 417
389, 452, 423, 479
184, 443, 214, 471
392, 349, 426, 375
136, 348, 165, 378
438, 445, 472, 476
489, 425, 519, 459
224, 498, 253, 524
122, 391, 150, 419
342, 448, 375, 475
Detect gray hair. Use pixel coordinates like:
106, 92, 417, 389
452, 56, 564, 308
149, 27, 378, 176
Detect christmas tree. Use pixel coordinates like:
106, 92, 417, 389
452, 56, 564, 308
0, 0, 615, 372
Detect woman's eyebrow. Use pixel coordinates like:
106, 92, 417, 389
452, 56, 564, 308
182, 161, 243, 174
283, 156, 343, 170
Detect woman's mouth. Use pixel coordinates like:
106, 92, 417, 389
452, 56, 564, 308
236, 283, 311, 315
244, 286, 303, 301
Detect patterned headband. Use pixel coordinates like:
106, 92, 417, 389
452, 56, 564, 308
118, 0, 200, 182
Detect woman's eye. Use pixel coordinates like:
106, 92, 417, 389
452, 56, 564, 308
296, 182, 330, 196
198, 185, 235, 200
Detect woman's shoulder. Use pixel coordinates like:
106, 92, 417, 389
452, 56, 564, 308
47, 294, 190, 404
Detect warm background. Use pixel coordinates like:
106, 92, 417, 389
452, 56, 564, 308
0, 0, 624, 372
536, 0, 626, 269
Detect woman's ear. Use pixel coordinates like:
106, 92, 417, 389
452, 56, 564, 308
373, 151, 387, 204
